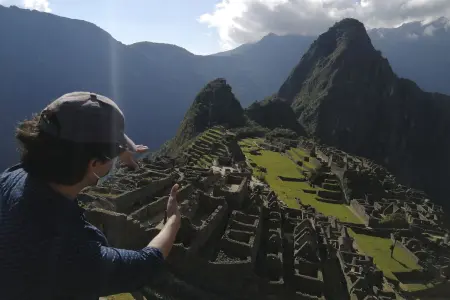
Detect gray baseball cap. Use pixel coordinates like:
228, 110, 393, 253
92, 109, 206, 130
38, 92, 137, 152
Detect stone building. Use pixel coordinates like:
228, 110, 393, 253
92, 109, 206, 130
79, 131, 449, 299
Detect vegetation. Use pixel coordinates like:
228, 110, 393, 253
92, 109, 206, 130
277, 17, 450, 211
288, 148, 317, 170
245, 95, 306, 134
233, 123, 268, 139
256, 173, 267, 183
380, 213, 409, 227
106, 293, 135, 300
186, 127, 227, 168
87, 191, 122, 199
240, 139, 362, 223
266, 128, 298, 140
349, 230, 422, 282
168, 78, 246, 155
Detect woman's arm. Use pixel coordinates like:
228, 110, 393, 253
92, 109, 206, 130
149, 184, 181, 258
53, 184, 182, 298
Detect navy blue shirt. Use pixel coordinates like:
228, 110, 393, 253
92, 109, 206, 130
0, 165, 164, 299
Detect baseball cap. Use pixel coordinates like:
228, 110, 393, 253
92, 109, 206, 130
38, 92, 137, 153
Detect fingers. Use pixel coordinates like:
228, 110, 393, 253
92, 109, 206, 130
119, 151, 139, 170
170, 184, 180, 198
128, 159, 139, 170
135, 145, 149, 153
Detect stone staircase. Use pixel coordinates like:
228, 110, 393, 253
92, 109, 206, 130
183, 126, 231, 168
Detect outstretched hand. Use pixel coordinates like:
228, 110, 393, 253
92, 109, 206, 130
166, 184, 181, 222
149, 183, 182, 258
119, 145, 149, 170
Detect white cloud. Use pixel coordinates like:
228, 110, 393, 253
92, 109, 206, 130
199, 0, 450, 49
0, 0, 51, 12
24, 0, 51, 12
423, 24, 436, 36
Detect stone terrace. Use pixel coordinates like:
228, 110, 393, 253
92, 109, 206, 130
182, 126, 235, 168
81, 134, 450, 300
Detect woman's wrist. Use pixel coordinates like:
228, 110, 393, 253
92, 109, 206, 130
166, 214, 181, 229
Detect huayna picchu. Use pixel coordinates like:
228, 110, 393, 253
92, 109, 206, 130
278, 18, 450, 210
81, 19, 450, 300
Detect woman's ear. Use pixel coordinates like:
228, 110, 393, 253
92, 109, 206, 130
88, 159, 97, 173
88, 159, 100, 172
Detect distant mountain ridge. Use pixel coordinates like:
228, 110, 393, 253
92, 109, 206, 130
0, 5, 204, 170
217, 17, 450, 96
1, 4, 450, 171
278, 18, 450, 206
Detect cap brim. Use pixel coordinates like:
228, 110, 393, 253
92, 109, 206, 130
123, 134, 138, 152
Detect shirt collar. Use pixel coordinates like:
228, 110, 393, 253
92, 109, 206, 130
24, 174, 85, 220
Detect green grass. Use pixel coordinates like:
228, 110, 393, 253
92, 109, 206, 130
197, 156, 212, 168
349, 230, 422, 282
238, 138, 263, 148
290, 147, 309, 158
105, 294, 135, 300
187, 128, 229, 168
400, 282, 437, 292
89, 191, 122, 199
288, 148, 317, 170
249, 150, 304, 178
207, 130, 223, 138
240, 140, 362, 223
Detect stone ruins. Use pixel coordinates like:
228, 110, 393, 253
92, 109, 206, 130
81, 128, 450, 300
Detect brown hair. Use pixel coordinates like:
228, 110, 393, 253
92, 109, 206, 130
16, 114, 119, 185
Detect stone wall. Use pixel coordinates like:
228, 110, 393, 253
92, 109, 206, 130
220, 237, 252, 258
188, 199, 228, 255
214, 176, 249, 211
114, 175, 175, 213
79, 193, 116, 211
278, 176, 306, 182
215, 209, 262, 267
349, 226, 409, 238
317, 190, 342, 201
177, 184, 194, 201
199, 172, 221, 189
84, 208, 150, 249
169, 250, 258, 298
129, 196, 168, 222
229, 171, 252, 180
392, 240, 420, 265
227, 175, 244, 185
350, 199, 371, 225
292, 273, 324, 297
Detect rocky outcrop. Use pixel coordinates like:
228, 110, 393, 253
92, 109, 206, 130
168, 78, 246, 154
278, 18, 450, 206
246, 95, 306, 134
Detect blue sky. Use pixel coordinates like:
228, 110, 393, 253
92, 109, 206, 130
2, 0, 449, 55
48, 0, 222, 55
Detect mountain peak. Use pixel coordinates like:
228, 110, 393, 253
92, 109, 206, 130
325, 18, 372, 47
168, 78, 246, 153
278, 18, 376, 107
276, 17, 450, 209
333, 18, 366, 30
431, 16, 449, 27
263, 32, 278, 39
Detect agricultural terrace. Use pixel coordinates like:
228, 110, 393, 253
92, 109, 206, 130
239, 138, 362, 224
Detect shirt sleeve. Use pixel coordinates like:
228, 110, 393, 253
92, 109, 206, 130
53, 240, 165, 298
